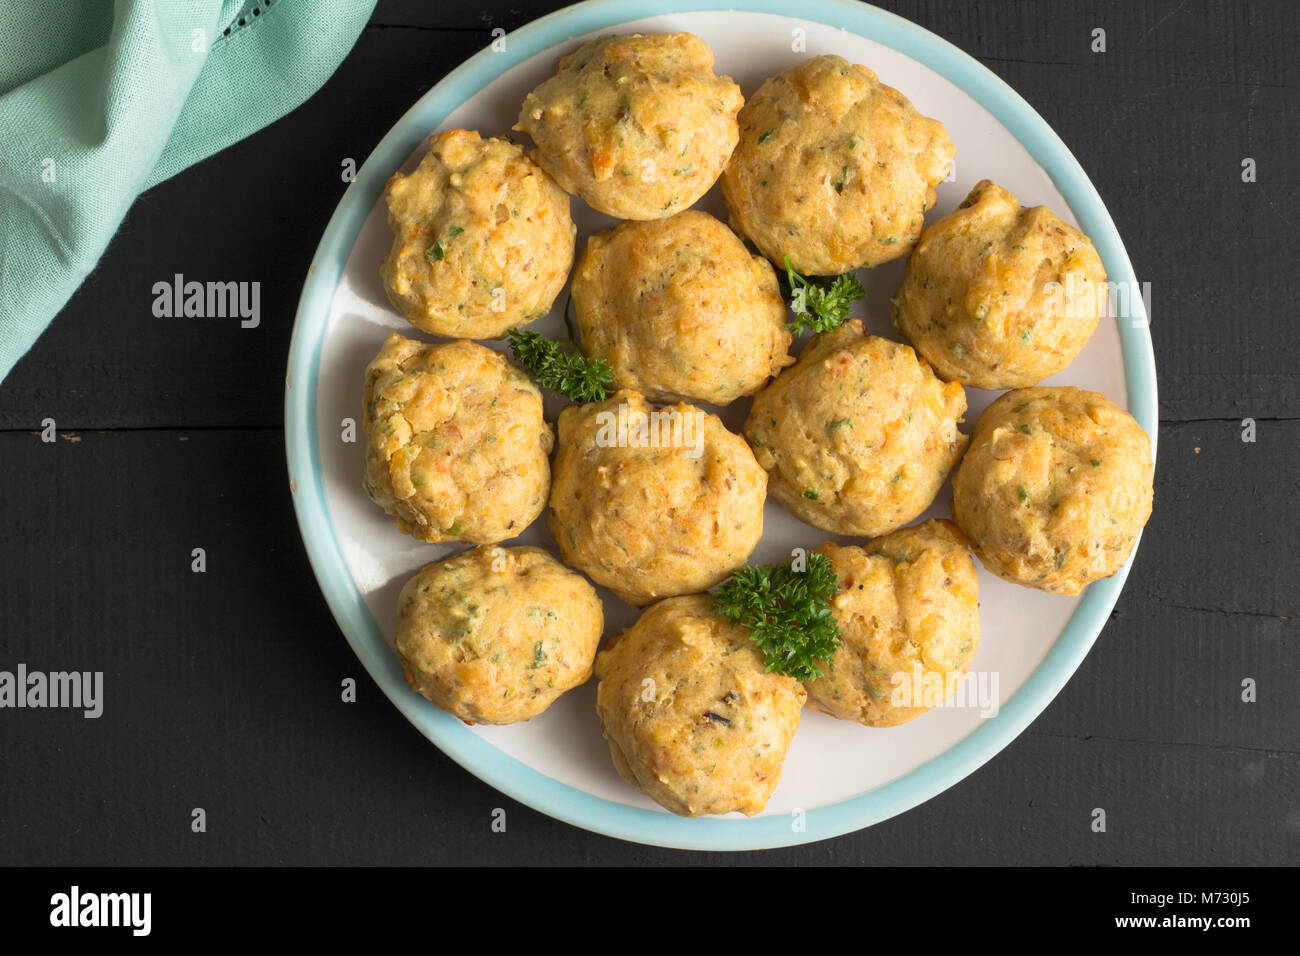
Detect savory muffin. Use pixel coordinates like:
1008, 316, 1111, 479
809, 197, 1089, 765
396, 545, 603, 724
805, 521, 980, 727
744, 320, 968, 537
380, 128, 574, 337
721, 54, 954, 274
594, 594, 806, 816
951, 387, 1154, 594
363, 333, 552, 543
548, 390, 766, 606
894, 179, 1107, 389
571, 210, 793, 405
515, 32, 743, 220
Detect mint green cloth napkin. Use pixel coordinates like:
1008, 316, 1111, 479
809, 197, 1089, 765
0, 0, 376, 381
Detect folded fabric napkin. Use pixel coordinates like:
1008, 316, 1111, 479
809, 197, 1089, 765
0, 0, 376, 381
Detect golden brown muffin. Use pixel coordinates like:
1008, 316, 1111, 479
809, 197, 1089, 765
894, 179, 1107, 389
951, 387, 1154, 594
363, 333, 552, 543
594, 594, 806, 816
515, 33, 743, 220
571, 210, 793, 405
805, 521, 980, 727
547, 390, 766, 606
396, 545, 603, 725
744, 321, 968, 537
722, 54, 954, 274
380, 128, 574, 337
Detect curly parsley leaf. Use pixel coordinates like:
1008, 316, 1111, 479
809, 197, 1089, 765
711, 552, 842, 682
782, 256, 867, 336
507, 329, 613, 404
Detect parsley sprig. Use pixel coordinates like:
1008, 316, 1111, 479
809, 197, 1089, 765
711, 552, 842, 682
783, 256, 867, 336
507, 329, 613, 404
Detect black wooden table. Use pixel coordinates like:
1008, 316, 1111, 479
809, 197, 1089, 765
2, 0, 1296, 865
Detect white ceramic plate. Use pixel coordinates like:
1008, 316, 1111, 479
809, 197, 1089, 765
285, 0, 1156, 850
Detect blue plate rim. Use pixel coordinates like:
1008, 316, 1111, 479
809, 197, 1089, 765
284, 0, 1158, 851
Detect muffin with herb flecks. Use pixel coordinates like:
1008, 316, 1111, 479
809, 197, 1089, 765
722, 54, 953, 274
951, 387, 1153, 594
380, 128, 574, 337
894, 179, 1106, 389
805, 521, 980, 727
744, 321, 968, 537
515, 33, 743, 219
397, 545, 603, 724
548, 390, 766, 606
571, 210, 792, 405
363, 333, 552, 543
594, 594, 806, 816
